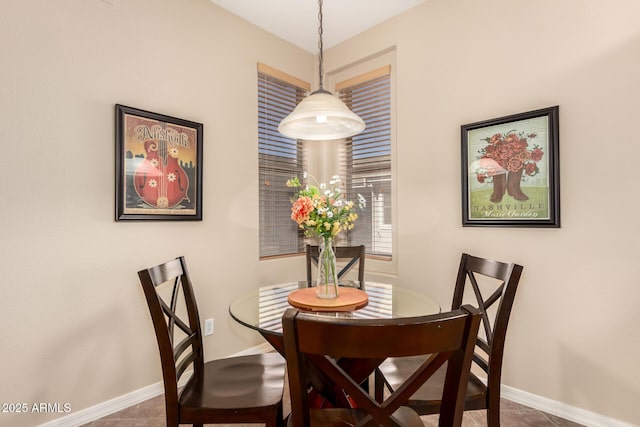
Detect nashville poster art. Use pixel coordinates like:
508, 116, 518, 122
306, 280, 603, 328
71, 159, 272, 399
122, 113, 198, 215
466, 115, 550, 221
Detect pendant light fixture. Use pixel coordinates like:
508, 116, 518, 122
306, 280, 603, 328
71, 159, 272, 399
278, 0, 366, 141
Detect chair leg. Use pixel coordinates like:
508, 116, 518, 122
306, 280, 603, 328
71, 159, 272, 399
266, 403, 284, 427
360, 376, 370, 394
487, 409, 500, 427
374, 368, 386, 402
486, 392, 501, 427
165, 407, 179, 427
277, 401, 285, 427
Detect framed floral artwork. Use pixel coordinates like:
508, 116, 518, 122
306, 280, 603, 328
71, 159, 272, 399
115, 104, 203, 221
461, 106, 560, 227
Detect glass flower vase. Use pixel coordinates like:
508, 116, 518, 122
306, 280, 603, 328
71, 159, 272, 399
316, 236, 339, 299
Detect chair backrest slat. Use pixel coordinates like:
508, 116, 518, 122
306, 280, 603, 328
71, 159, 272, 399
283, 306, 481, 427
173, 333, 198, 361
138, 256, 205, 408
176, 351, 197, 380
306, 244, 366, 289
452, 253, 523, 379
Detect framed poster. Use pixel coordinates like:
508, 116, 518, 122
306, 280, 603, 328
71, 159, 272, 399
461, 106, 559, 227
115, 104, 203, 221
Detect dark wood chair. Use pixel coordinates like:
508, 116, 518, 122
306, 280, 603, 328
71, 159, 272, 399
282, 306, 481, 427
306, 244, 365, 289
138, 256, 286, 427
375, 253, 524, 427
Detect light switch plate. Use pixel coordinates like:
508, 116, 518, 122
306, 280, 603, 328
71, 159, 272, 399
204, 318, 214, 336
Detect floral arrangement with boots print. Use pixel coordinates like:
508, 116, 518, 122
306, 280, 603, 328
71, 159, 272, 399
475, 131, 544, 203
462, 106, 559, 226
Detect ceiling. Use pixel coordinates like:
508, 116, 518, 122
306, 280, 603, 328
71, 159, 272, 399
209, 0, 428, 53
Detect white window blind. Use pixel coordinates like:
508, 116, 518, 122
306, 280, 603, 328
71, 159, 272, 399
258, 63, 309, 258
337, 66, 392, 258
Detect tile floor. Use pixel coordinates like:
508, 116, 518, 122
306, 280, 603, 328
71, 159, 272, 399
82, 389, 585, 427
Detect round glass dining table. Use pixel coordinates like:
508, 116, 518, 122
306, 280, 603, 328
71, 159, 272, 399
229, 281, 441, 354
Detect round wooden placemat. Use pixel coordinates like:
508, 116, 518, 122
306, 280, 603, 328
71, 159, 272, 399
288, 287, 369, 312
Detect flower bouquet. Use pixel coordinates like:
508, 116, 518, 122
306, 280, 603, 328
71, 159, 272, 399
287, 173, 365, 298
475, 131, 544, 202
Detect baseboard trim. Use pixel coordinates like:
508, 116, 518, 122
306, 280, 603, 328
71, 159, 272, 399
40, 344, 633, 427
37, 343, 271, 427
38, 381, 166, 427
502, 384, 634, 427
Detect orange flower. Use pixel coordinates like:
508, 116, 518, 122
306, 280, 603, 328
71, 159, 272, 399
507, 158, 523, 172
490, 133, 503, 144
530, 147, 544, 162
291, 196, 313, 224
505, 133, 519, 144
287, 173, 363, 239
525, 162, 537, 176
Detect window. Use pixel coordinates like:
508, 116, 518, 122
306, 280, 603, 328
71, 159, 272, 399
258, 63, 309, 258
257, 63, 392, 260
337, 66, 392, 258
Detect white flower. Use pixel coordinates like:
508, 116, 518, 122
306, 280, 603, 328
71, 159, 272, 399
303, 171, 308, 178
286, 172, 363, 240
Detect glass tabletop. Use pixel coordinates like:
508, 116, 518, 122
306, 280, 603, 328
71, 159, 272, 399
229, 281, 441, 336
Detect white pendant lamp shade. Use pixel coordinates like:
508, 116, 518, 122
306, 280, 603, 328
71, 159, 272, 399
278, 89, 366, 141
278, 0, 365, 141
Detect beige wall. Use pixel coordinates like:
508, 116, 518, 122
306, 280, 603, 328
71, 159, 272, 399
0, 1, 312, 425
1, 0, 639, 426
324, 0, 640, 425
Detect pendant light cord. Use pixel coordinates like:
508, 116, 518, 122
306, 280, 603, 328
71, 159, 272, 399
317, 0, 324, 90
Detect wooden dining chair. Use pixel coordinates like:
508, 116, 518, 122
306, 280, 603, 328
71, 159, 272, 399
138, 256, 286, 427
306, 244, 366, 289
282, 306, 481, 427
375, 253, 524, 427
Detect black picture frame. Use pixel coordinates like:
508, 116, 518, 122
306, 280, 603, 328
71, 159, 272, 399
461, 106, 559, 227
115, 104, 203, 221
